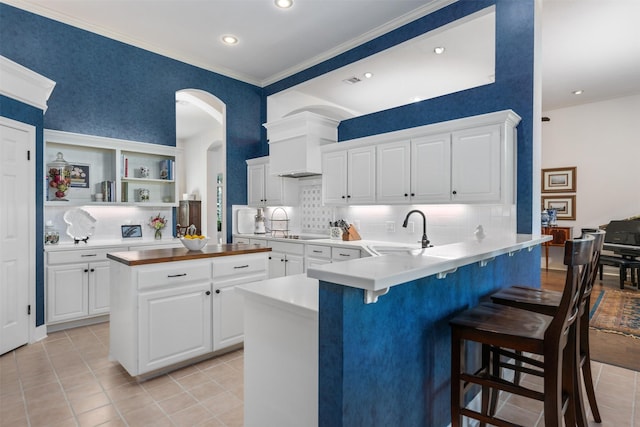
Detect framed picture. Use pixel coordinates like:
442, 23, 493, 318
541, 167, 576, 192
542, 195, 576, 220
69, 163, 90, 188
121, 225, 142, 238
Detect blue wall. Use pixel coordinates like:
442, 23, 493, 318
0, 95, 46, 326
0, 3, 269, 326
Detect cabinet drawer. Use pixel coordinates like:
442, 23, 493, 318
137, 260, 211, 290
213, 253, 268, 281
48, 247, 127, 265
306, 244, 331, 259
270, 241, 305, 256
331, 247, 360, 261
249, 238, 268, 248
233, 237, 251, 244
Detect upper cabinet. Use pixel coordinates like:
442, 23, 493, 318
246, 156, 299, 207
322, 110, 520, 206
44, 130, 180, 207
322, 145, 375, 205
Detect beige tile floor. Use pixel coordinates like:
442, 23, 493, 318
1, 322, 640, 426
0, 322, 244, 427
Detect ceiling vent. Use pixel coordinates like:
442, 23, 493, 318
342, 76, 362, 85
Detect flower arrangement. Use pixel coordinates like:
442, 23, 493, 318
149, 213, 166, 239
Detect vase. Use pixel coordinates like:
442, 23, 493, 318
154, 229, 162, 240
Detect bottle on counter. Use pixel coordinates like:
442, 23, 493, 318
45, 220, 59, 245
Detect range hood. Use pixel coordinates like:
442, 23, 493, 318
264, 112, 340, 178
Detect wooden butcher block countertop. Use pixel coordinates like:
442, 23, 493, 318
107, 243, 271, 266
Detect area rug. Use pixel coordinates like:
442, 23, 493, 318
589, 289, 640, 339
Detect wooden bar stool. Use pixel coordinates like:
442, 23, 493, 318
490, 229, 604, 425
450, 236, 594, 427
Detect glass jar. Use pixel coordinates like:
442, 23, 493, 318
44, 221, 59, 245
47, 152, 72, 201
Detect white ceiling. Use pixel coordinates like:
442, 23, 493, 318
5, 0, 640, 137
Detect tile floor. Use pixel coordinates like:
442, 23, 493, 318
1, 321, 640, 426
0, 322, 244, 427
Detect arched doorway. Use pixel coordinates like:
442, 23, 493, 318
175, 89, 226, 242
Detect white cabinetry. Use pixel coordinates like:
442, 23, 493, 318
450, 124, 502, 203
268, 240, 305, 279
46, 247, 126, 326
322, 145, 375, 205
305, 244, 332, 269
246, 156, 298, 207
212, 253, 268, 350
44, 130, 180, 206
109, 253, 268, 377
327, 110, 519, 206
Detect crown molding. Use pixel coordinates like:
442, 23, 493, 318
0, 56, 56, 112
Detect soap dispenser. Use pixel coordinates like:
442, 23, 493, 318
254, 208, 266, 234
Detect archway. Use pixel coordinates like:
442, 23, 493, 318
176, 89, 226, 242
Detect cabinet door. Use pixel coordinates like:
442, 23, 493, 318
213, 284, 245, 351
47, 264, 88, 323
348, 146, 376, 204
322, 150, 348, 205
138, 282, 212, 374
451, 125, 501, 202
411, 133, 452, 203
268, 251, 287, 279
264, 162, 284, 206
88, 261, 111, 315
285, 254, 305, 276
247, 163, 266, 206
377, 141, 411, 204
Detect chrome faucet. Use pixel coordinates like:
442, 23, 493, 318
402, 209, 431, 248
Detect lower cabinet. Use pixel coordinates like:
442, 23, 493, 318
110, 253, 268, 377
46, 247, 126, 326
268, 241, 305, 279
139, 281, 212, 374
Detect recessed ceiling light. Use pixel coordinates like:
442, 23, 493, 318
572, 89, 583, 95
434, 46, 446, 55
275, 0, 293, 8
363, 72, 373, 79
221, 35, 238, 45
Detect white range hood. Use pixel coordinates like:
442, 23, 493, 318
264, 112, 340, 178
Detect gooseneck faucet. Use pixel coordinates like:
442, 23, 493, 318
402, 209, 431, 248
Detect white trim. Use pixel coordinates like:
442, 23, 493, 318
0, 117, 37, 346
0, 56, 56, 112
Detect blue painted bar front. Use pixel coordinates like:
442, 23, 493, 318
318, 246, 541, 426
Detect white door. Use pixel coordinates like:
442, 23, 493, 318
411, 133, 452, 203
88, 261, 111, 315
268, 251, 286, 279
377, 140, 411, 204
139, 282, 212, 373
247, 163, 265, 206
0, 119, 34, 355
347, 146, 376, 204
47, 264, 88, 323
451, 125, 501, 202
284, 254, 305, 276
213, 284, 245, 350
264, 162, 284, 206
322, 150, 348, 205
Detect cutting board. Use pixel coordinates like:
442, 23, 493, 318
236, 208, 256, 234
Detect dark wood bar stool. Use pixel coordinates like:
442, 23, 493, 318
490, 229, 604, 425
450, 236, 594, 427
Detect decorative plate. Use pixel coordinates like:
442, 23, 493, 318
63, 208, 97, 241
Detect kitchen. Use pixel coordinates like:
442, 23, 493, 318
1, 0, 638, 426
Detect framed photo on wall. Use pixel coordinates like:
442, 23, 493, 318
542, 195, 576, 220
69, 163, 90, 188
541, 167, 576, 192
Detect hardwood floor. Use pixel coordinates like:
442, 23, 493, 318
541, 268, 640, 371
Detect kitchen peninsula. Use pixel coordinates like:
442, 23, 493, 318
239, 234, 549, 427
107, 243, 270, 378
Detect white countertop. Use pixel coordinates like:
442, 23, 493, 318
236, 274, 318, 316
44, 238, 183, 251
306, 234, 550, 292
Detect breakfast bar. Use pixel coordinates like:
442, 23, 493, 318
304, 234, 548, 427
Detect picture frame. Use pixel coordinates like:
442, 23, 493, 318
121, 224, 142, 238
541, 166, 576, 193
542, 195, 576, 220
69, 163, 90, 188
